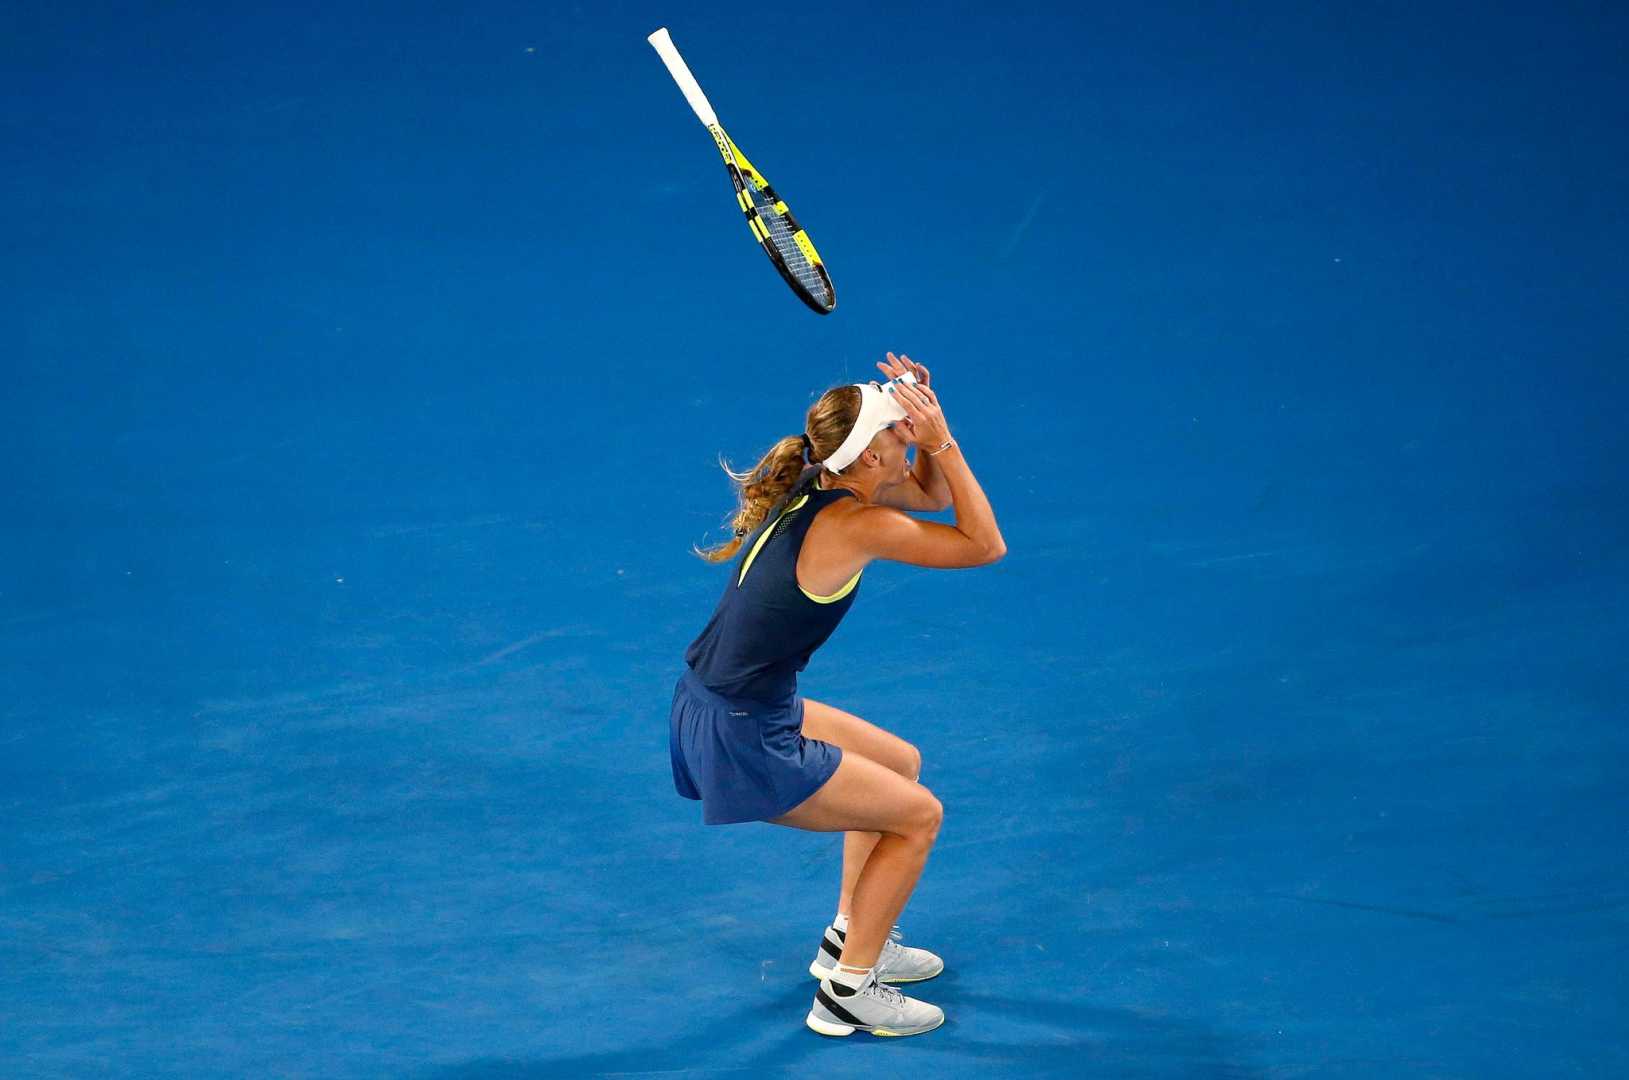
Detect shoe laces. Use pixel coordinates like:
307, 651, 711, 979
865, 975, 906, 1008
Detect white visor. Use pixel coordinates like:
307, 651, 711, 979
822, 372, 916, 474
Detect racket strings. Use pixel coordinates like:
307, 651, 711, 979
746, 183, 830, 306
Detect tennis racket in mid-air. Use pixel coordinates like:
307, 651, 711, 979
646, 27, 836, 315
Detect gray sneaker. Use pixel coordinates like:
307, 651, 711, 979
808, 924, 945, 984
805, 970, 945, 1038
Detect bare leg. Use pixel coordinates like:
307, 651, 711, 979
840, 829, 938, 966
797, 699, 923, 929
772, 751, 943, 969
837, 830, 882, 918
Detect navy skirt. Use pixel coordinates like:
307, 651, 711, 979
669, 666, 843, 825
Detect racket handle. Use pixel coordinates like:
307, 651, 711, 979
647, 27, 720, 128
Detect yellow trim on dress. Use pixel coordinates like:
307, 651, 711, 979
799, 570, 862, 605
737, 494, 809, 586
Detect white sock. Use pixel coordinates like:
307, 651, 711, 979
828, 963, 872, 994
833, 912, 850, 933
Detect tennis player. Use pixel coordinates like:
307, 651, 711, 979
669, 353, 1005, 1038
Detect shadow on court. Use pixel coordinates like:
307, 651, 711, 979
420, 976, 1267, 1078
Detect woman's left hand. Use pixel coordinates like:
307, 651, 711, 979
876, 351, 931, 389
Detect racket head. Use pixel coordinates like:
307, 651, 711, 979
711, 128, 835, 315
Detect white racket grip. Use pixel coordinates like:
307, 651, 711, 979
647, 27, 719, 128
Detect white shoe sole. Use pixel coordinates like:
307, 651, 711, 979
804, 1009, 946, 1038
808, 958, 945, 983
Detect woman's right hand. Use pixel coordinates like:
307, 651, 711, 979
893, 375, 952, 450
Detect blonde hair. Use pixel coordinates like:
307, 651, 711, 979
694, 385, 862, 563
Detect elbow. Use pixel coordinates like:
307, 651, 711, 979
980, 537, 1008, 564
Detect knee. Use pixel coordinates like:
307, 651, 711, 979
902, 792, 943, 848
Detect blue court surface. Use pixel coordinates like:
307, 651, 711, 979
4, 3, 1627, 1077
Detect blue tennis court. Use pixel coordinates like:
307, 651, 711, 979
4, 2, 1626, 1076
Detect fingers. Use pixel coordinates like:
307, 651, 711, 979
897, 378, 935, 410
892, 380, 947, 445
878, 352, 929, 386
894, 385, 929, 424
891, 353, 926, 381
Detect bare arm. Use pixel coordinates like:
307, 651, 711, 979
872, 353, 952, 512
852, 451, 1004, 567
851, 377, 1005, 568
905, 436, 953, 509
873, 452, 950, 513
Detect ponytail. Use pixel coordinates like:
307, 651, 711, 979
694, 435, 811, 563
693, 383, 861, 564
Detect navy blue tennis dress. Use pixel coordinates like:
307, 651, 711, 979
671, 474, 862, 824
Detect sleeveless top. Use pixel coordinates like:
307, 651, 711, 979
684, 474, 863, 702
